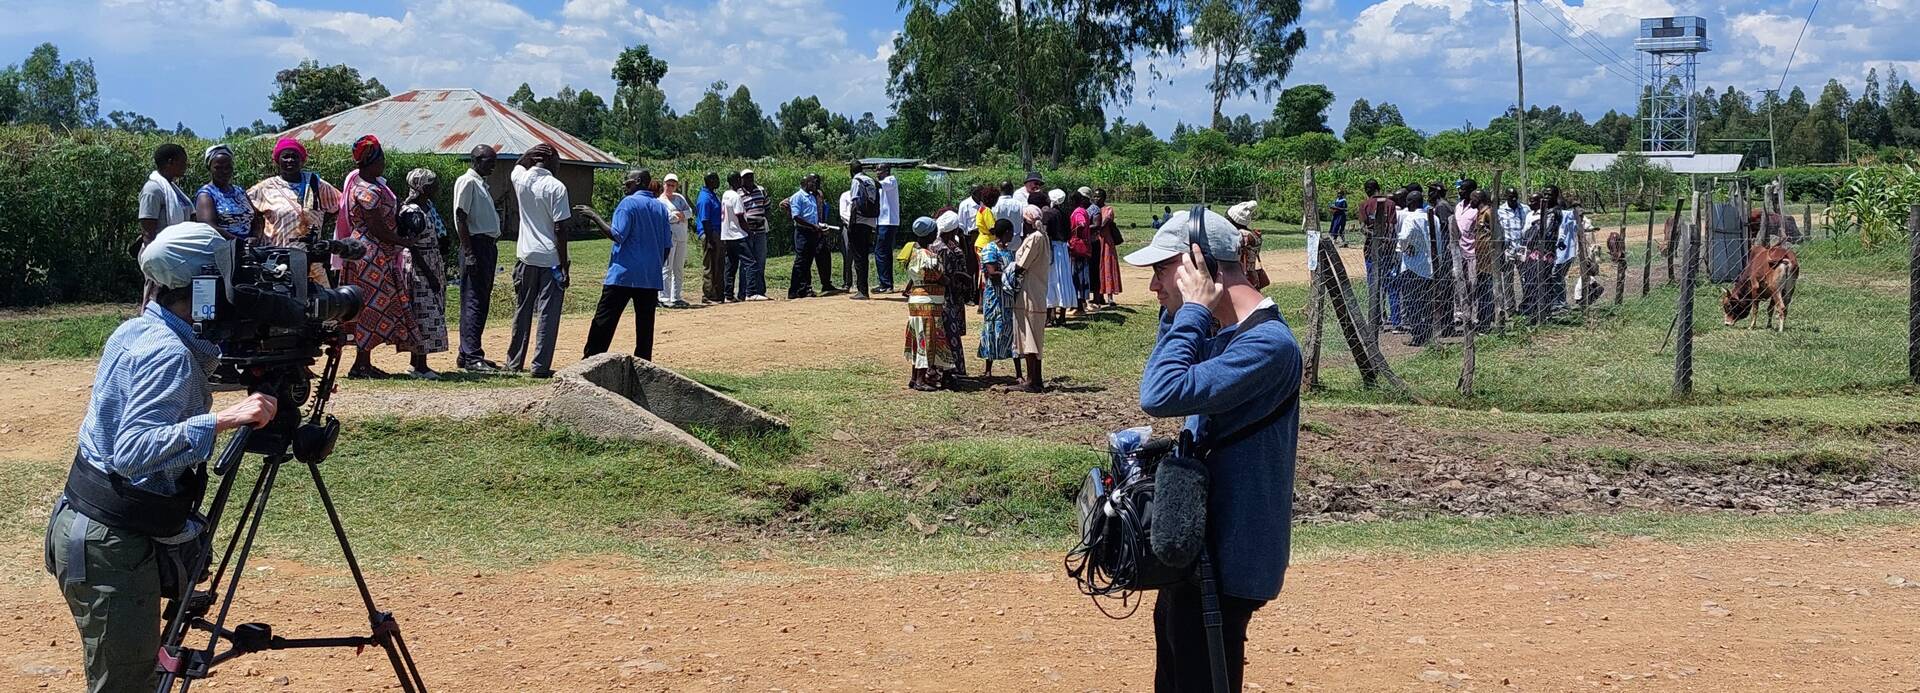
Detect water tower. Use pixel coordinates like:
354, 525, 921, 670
1635, 16, 1710, 153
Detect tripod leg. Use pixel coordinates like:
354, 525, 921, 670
305, 462, 429, 692
158, 450, 275, 693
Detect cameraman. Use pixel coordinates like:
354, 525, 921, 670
45, 221, 277, 692
1127, 209, 1302, 692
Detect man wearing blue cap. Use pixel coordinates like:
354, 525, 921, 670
1127, 208, 1303, 692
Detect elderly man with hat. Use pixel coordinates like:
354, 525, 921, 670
45, 222, 281, 692
584, 169, 673, 361
1128, 206, 1303, 693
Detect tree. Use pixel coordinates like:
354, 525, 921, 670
1268, 83, 1333, 138
1188, 0, 1308, 127
1343, 98, 1376, 140
509, 83, 537, 110
269, 60, 387, 127
725, 85, 770, 158
224, 119, 279, 138
10, 43, 98, 128
1424, 130, 1471, 161
1250, 131, 1337, 164
682, 81, 730, 154
1369, 125, 1423, 158
1888, 79, 1920, 148
611, 44, 669, 89
104, 110, 159, 133
775, 95, 847, 156
1593, 110, 1633, 151
1528, 136, 1595, 170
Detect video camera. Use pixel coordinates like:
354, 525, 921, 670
189, 235, 367, 368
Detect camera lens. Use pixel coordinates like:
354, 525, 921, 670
311, 285, 364, 323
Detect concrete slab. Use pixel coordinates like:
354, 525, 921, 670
538, 354, 790, 470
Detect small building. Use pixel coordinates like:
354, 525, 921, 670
276, 88, 626, 235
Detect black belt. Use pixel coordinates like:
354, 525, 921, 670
62, 452, 205, 537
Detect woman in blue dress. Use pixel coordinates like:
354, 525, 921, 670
976, 219, 1015, 375
195, 144, 261, 239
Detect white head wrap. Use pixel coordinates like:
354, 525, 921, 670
1227, 200, 1258, 227
1048, 188, 1066, 206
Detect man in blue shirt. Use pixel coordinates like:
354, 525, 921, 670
1329, 190, 1348, 247
1127, 208, 1302, 693
47, 222, 278, 692
697, 172, 726, 305
785, 173, 830, 299
584, 169, 673, 361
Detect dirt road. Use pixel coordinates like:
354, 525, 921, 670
4, 529, 1916, 692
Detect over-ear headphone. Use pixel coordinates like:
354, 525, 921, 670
1186, 203, 1218, 278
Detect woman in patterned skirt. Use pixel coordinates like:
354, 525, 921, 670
396, 168, 451, 380
336, 135, 414, 379
976, 219, 1016, 376
901, 217, 953, 391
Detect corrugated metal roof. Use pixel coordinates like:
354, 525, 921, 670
276, 88, 626, 168
1569, 152, 1744, 174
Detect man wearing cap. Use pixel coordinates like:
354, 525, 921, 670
507, 143, 572, 377
47, 222, 280, 692
585, 170, 673, 361
1023, 171, 1044, 199
1128, 207, 1302, 693
453, 144, 503, 371
659, 173, 693, 309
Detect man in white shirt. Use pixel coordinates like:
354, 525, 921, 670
720, 171, 749, 302
874, 164, 902, 292
136, 143, 192, 305
454, 144, 502, 371
659, 173, 693, 308
506, 143, 571, 378
992, 180, 1025, 241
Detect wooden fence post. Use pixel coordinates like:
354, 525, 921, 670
1803, 202, 1813, 244
1303, 167, 1326, 390
1665, 196, 1682, 284
1909, 205, 1920, 384
1643, 199, 1658, 296
1674, 192, 1703, 398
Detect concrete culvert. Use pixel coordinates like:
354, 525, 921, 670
541, 353, 789, 470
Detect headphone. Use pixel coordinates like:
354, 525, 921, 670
1185, 203, 1218, 278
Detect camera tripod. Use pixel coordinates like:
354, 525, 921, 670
154, 344, 427, 692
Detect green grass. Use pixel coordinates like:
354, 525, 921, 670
0, 310, 124, 360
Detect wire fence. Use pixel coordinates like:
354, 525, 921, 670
1296, 168, 1903, 410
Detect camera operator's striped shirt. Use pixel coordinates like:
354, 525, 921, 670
74, 302, 221, 496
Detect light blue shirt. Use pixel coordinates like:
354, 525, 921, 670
76, 302, 221, 496
787, 189, 820, 226
605, 190, 672, 289
1554, 210, 1582, 265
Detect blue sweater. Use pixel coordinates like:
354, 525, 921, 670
605, 190, 673, 289
1140, 301, 1303, 601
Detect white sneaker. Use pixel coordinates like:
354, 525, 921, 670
748, 294, 771, 302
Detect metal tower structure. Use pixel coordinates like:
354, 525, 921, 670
1635, 16, 1710, 153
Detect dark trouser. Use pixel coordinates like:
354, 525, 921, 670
507, 262, 565, 374
846, 223, 874, 295
1153, 582, 1265, 693
744, 232, 768, 298
583, 285, 659, 361
1403, 273, 1441, 342
1363, 238, 1391, 332
1550, 260, 1572, 309
458, 236, 498, 367
701, 223, 725, 303
874, 224, 897, 289
817, 229, 837, 291
1471, 272, 1496, 327
790, 229, 826, 298
1330, 216, 1346, 243
724, 239, 749, 300
47, 505, 162, 693
1520, 257, 1555, 323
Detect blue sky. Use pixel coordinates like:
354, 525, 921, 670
2, 0, 1914, 142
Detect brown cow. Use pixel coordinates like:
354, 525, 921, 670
1721, 245, 1799, 332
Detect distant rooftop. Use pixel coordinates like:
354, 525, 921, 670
276, 88, 626, 168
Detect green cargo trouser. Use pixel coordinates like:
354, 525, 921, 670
45, 504, 164, 693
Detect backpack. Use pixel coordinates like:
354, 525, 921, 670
855, 176, 880, 220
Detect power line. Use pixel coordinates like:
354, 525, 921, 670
1527, 0, 1641, 78
1767, 0, 1820, 169
1518, 3, 1647, 89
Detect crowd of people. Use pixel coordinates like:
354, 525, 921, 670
1348, 177, 1596, 347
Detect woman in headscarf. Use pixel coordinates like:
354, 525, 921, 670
1040, 189, 1074, 326
336, 135, 415, 379
937, 216, 974, 380
396, 168, 451, 379
1092, 189, 1123, 304
976, 218, 1016, 376
1009, 204, 1051, 392
1228, 200, 1272, 290
196, 144, 262, 240
248, 138, 341, 285
902, 216, 954, 391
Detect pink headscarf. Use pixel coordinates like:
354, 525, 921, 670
272, 138, 307, 164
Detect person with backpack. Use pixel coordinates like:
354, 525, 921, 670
734, 169, 771, 301
1127, 206, 1302, 692
875, 164, 902, 292
846, 161, 880, 299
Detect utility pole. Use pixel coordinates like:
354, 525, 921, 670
1512, 0, 1529, 201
